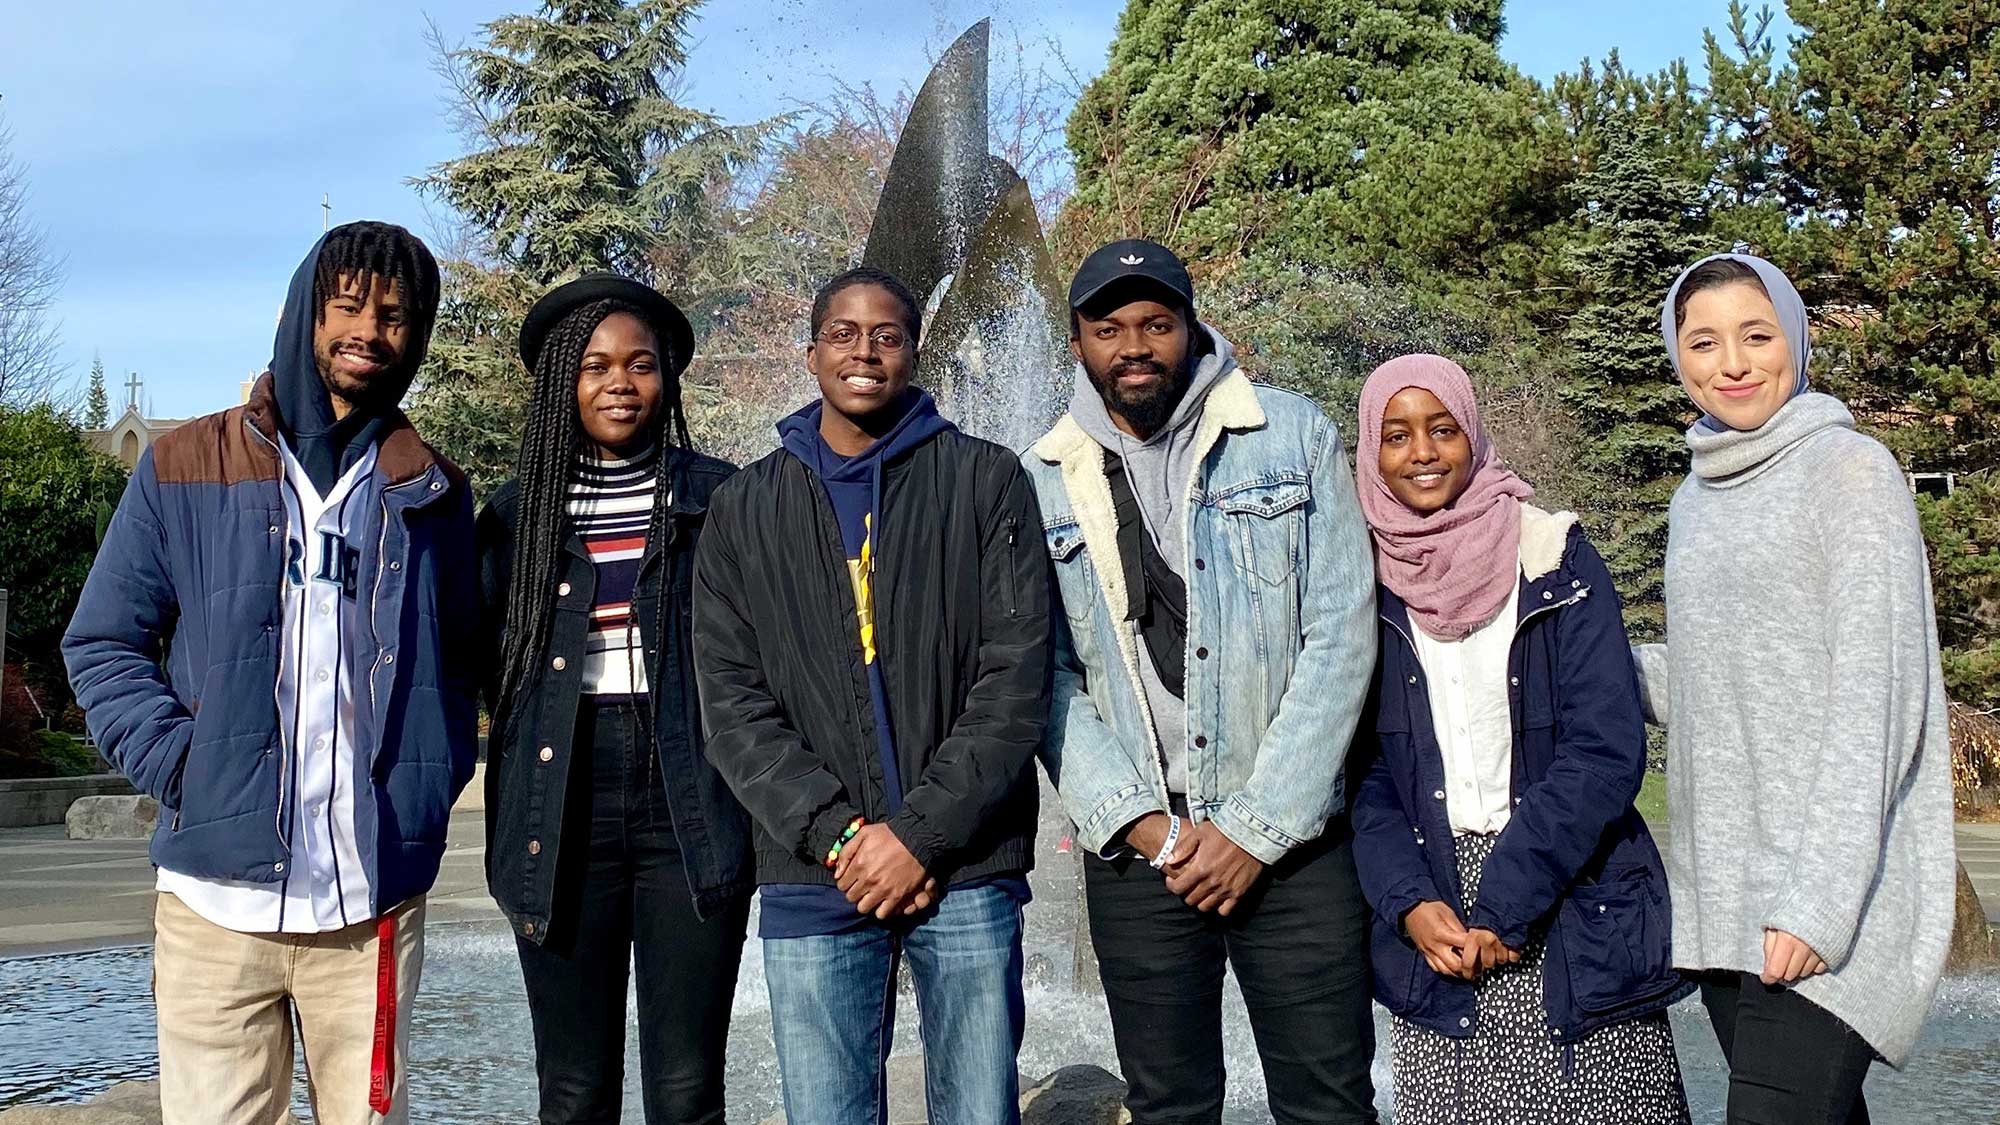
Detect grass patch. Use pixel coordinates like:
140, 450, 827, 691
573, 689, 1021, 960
1635, 769, 1669, 827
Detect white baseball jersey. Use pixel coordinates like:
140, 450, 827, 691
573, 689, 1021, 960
157, 438, 380, 933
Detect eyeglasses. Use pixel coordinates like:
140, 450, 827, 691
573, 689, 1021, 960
814, 325, 910, 353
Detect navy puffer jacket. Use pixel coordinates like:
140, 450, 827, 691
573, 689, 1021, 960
62, 376, 479, 915
1353, 509, 1691, 1042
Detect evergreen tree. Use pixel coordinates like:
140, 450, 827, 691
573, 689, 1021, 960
411, 0, 766, 492
1062, 0, 1551, 287
1559, 113, 1712, 639
1730, 0, 2000, 704
82, 354, 108, 429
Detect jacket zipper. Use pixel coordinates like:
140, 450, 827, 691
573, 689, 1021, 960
244, 419, 289, 849
1004, 516, 1019, 617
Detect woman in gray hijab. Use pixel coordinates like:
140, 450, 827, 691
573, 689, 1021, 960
1635, 253, 1955, 1123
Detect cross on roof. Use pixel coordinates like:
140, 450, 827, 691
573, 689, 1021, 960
124, 372, 142, 410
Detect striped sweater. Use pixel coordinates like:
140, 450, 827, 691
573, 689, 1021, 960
569, 447, 659, 697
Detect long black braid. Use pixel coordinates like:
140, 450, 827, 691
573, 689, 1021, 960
493, 298, 693, 741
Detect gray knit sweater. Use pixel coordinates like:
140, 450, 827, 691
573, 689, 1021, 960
1634, 392, 1954, 1067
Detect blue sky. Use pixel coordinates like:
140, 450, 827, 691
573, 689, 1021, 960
2, 1, 1796, 419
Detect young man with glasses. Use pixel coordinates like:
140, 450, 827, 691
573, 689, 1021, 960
692, 267, 1052, 1124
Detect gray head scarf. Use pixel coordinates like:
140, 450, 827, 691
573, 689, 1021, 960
1659, 252, 1812, 431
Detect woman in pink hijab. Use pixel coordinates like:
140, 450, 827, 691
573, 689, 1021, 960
1349, 354, 1692, 1124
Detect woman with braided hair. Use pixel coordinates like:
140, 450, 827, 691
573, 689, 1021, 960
476, 274, 752, 1123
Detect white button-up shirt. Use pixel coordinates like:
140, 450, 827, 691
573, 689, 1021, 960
1407, 581, 1519, 837
157, 440, 379, 933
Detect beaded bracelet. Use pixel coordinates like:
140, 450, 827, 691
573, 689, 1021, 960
824, 816, 867, 869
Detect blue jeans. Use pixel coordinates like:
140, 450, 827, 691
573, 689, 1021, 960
762, 883, 1026, 1125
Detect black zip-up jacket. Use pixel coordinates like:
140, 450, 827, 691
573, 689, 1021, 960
692, 429, 1052, 888
477, 451, 753, 942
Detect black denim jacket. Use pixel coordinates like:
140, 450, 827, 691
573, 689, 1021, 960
475, 452, 752, 943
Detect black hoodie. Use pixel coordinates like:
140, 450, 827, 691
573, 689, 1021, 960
270, 234, 431, 493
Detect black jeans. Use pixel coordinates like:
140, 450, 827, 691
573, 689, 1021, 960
1084, 818, 1378, 1125
515, 699, 751, 1124
1700, 971, 1875, 1124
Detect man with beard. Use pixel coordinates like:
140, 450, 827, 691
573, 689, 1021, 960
64, 222, 477, 1124
1022, 240, 1380, 1123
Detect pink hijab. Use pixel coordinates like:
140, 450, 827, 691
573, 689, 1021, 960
1356, 354, 1532, 641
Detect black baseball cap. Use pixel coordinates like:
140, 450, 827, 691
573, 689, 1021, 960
519, 272, 695, 377
1068, 239, 1195, 312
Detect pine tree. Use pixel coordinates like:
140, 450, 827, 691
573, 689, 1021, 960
410, 0, 767, 492
1741, 0, 2000, 705
1559, 114, 1712, 640
1061, 0, 1550, 287
82, 354, 108, 429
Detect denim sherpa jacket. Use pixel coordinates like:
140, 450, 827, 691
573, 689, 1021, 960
1022, 369, 1377, 864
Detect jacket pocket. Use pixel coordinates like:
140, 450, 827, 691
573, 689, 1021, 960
1215, 479, 1308, 585
1005, 515, 1020, 618
1045, 519, 1094, 626
1368, 912, 1429, 1016
1560, 870, 1670, 1015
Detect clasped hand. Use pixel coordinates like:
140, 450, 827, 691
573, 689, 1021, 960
1128, 814, 1265, 916
1405, 900, 1520, 981
833, 823, 937, 919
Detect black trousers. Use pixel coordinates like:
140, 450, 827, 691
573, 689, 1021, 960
1084, 819, 1378, 1125
515, 699, 751, 1125
1700, 971, 1875, 1125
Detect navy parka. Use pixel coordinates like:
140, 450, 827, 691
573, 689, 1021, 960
1352, 519, 1691, 1042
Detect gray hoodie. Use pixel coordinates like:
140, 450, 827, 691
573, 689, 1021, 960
1069, 323, 1237, 792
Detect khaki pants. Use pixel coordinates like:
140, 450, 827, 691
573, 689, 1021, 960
152, 892, 425, 1125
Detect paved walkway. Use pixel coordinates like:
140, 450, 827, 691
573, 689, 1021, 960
3, 815, 1997, 958
0, 809, 500, 958
1957, 821, 2000, 924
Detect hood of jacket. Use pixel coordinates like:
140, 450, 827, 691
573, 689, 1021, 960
270, 234, 430, 493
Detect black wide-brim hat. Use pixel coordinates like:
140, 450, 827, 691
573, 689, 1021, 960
518, 273, 695, 378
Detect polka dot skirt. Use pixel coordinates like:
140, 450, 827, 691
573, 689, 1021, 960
1391, 833, 1691, 1125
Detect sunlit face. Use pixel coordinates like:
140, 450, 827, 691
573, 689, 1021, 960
1378, 387, 1474, 514
1675, 281, 1796, 430
1071, 296, 1194, 439
314, 273, 410, 413
806, 283, 917, 425
574, 312, 664, 458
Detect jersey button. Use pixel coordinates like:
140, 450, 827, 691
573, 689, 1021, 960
539, 747, 554, 762
527, 839, 541, 856
552, 657, 567, 671
557, 582, 572, 597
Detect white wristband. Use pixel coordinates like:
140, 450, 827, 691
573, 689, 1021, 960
1149, 813, 1182, 869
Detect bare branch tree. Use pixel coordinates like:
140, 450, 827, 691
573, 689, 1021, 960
0, 116, 67, 408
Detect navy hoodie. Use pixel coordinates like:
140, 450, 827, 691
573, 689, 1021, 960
761, 391, 1026, 936
271, 234, 427, 493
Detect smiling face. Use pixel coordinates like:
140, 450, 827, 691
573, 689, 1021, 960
1675, 281, 1796, 430
313, 272, 410, 416
1378, 386, 1475, 514
806, 282, 916, 439
574, 311, 664, 458
1071, 294, 1194, 439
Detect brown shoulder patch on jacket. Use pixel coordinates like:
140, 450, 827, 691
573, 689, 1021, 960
149, 401, 280, 486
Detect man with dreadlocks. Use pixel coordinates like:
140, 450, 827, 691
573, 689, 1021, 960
63, 221, 475, 1124
692, 267, 1052, 1125
475, 274, 752, 1122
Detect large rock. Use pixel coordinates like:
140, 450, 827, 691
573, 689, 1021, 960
0, 1081, 162, 1124
1021, 1065, 1128, 1125
63, 795, 157, 840
755, 1060, 1127, 1125
1948, 860, 2000, 972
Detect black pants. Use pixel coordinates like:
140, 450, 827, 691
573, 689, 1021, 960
515, 699, 751, 1125
1699, 971, 1875, 1125
1084, 818, 1378, 1125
